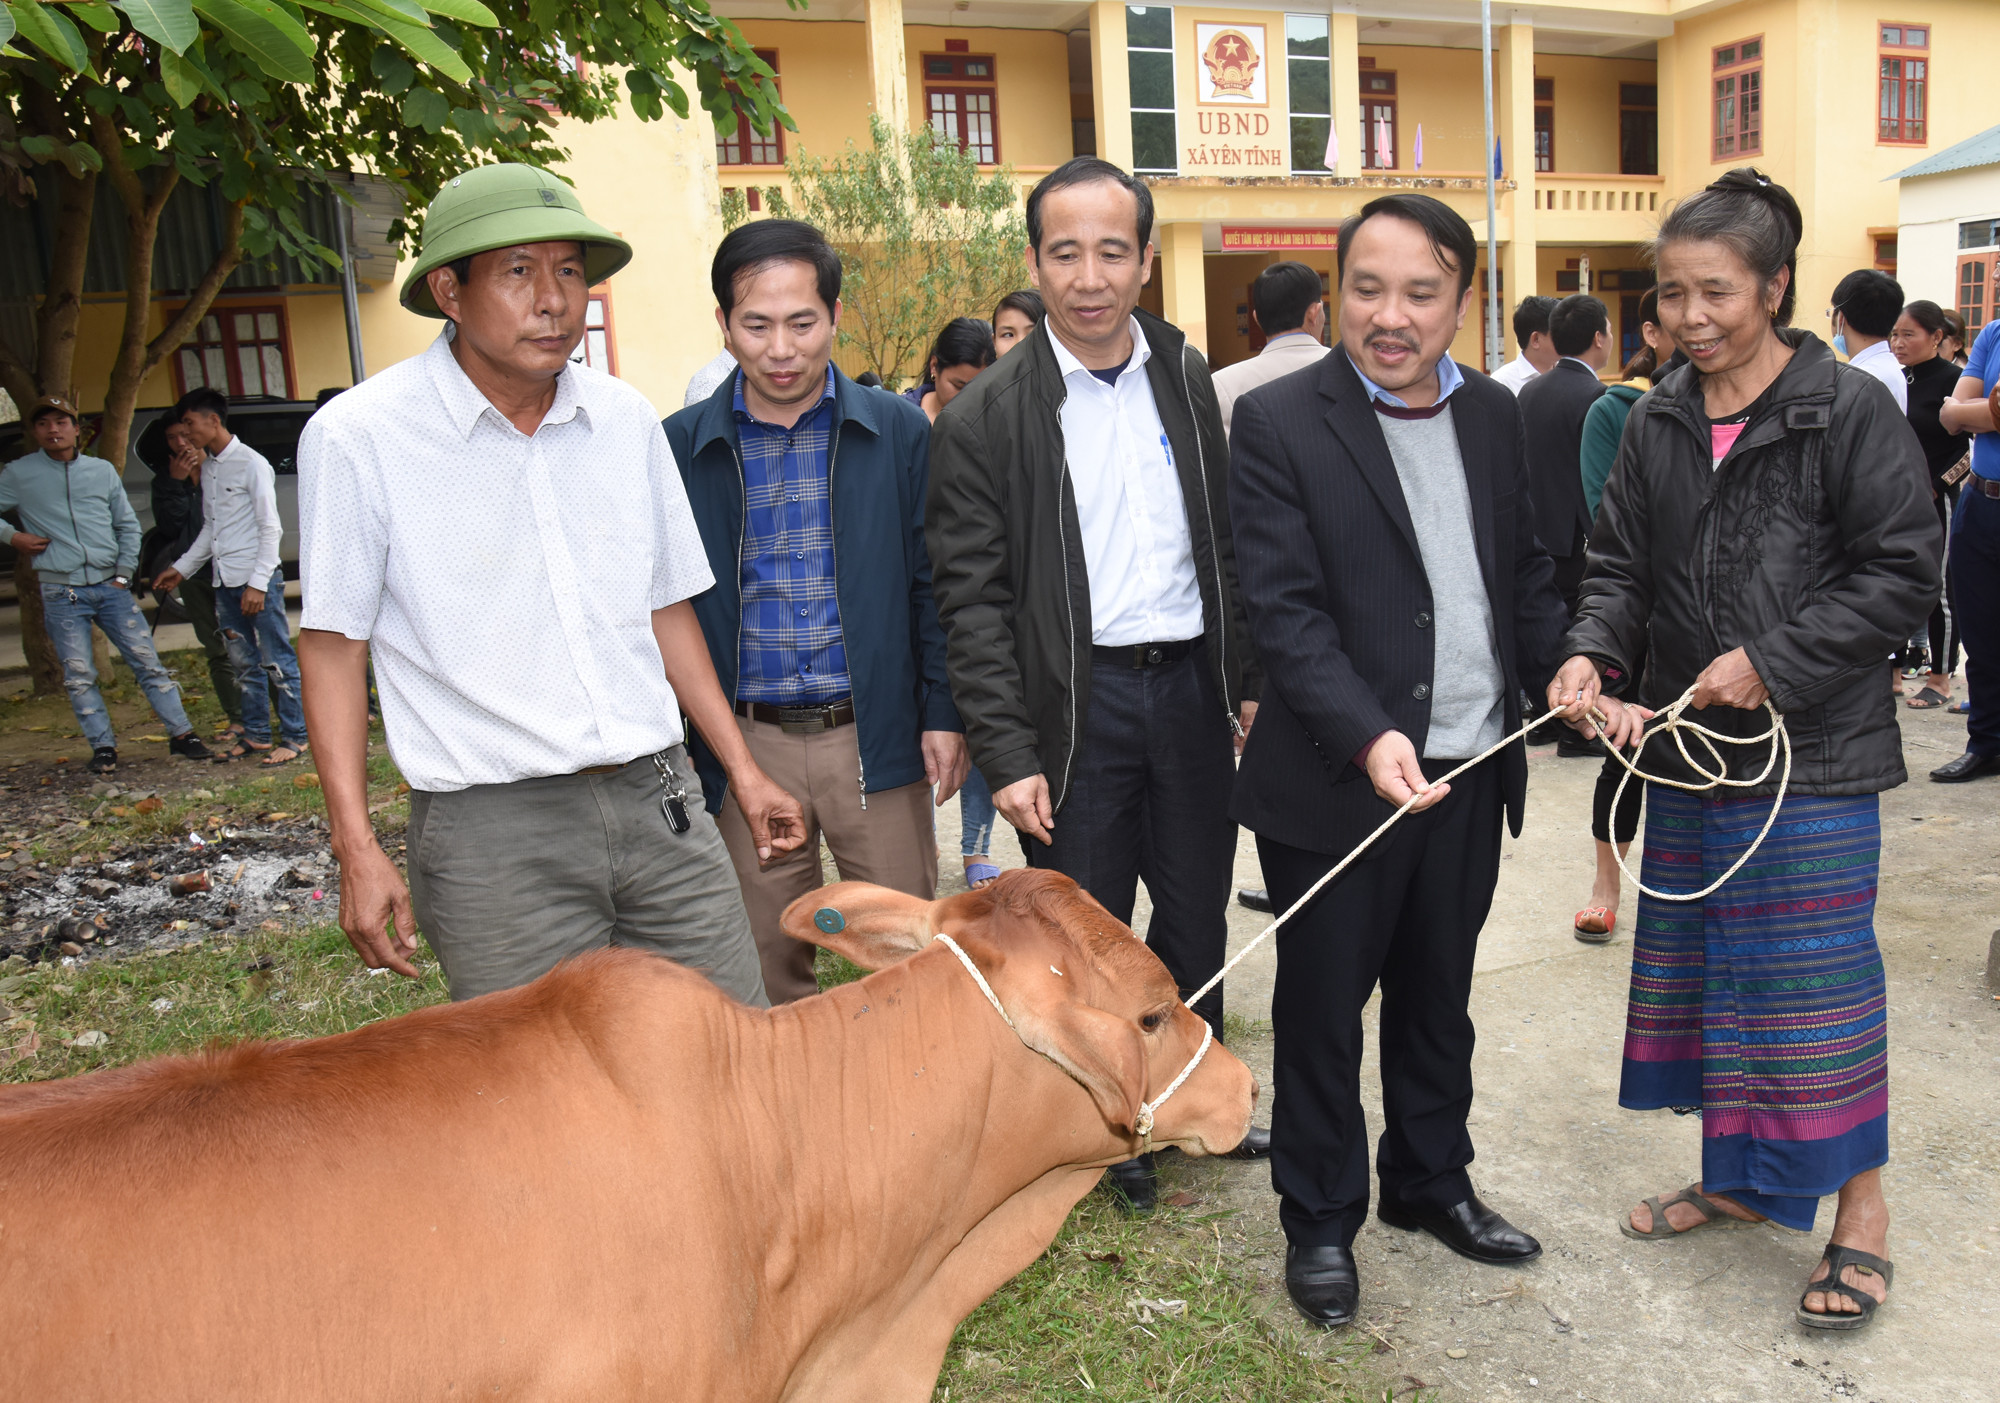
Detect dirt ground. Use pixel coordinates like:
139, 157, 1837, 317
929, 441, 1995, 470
948, 701, 1998, 1403
8, 668, 1995, 1401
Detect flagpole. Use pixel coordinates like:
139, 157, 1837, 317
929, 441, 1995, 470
1481, 0, 1501, 372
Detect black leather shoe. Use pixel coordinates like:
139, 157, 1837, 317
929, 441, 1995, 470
1105, 1154, 1156, 1214
1376, 1194, 1542, 1265
1236, 887, 1274, 913
1221, 1124, 1271, 1159
1524, 719, 1564, 747
1930, 750, 1999, 783
1555, 735, 1605, 759
1285, 1243, 1360, 1327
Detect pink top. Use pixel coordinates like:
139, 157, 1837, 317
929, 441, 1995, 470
1711, 421, 1749, 466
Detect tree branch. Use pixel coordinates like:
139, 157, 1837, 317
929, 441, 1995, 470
145, 199, 246, 370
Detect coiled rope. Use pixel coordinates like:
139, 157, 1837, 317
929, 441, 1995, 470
1182, 688, 1790, 1010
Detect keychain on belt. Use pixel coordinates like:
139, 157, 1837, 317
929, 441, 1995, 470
653, 749, 691, 834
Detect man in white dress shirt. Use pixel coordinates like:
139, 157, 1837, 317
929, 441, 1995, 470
1488, 296, 1560, 396
927, 157, 1268, 1212
1212, 261, 1332, 437
297, 164, 804, 1003
1828, 269, 1909, 413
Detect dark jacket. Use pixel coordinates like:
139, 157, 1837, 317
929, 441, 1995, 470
139, 469, 203, 582
926, 312, 1259, 805
1903, 353, 1968, 485
1519, 357, 1607, 557
1564, 330, 1938, 795
663, 366, 961, 812
1226, 349, 1571, 857
1580, 379, 1650, 522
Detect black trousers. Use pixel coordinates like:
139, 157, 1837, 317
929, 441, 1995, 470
1261, 755, 1504, 1249
1928, 487, 1961, 677
1024, 649, 1237, 1038
1550, 549, 1588, 618
1953, 489, 2000, 757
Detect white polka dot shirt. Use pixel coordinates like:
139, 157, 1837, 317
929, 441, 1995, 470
298, 332, 714, 793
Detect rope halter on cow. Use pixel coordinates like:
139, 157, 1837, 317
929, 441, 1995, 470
932, 932, 1214, 1145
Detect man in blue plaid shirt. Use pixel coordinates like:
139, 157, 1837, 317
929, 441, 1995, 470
667, 220, 967, 1004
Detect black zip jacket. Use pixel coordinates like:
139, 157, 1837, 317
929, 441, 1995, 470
926, 310, 1260, 807
1564, 330, 1938, 795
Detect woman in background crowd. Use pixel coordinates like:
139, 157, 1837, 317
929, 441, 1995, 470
1893, 299, 1969, 709
906, 316, 1001, 886
991, 289, 1045, 355
1940, 308, 1968, 367
904, 318, 995, 424
1570, 286, 1666, 941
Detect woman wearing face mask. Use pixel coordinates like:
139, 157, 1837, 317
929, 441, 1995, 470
1891, 299, 1970, 708
1549, 169, 1936, 1332
903, 317, 996, 425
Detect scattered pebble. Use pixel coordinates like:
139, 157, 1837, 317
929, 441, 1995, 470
70, 1030, 108, 1048
1447, 1349, 1469, 1359
149, 998, 173, 1014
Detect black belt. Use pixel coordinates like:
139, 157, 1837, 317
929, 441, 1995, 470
735, 697, 855, 733
1092, 639, 1198, 669
1971, 472, 2000, 500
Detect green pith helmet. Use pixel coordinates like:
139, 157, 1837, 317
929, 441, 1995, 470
398, 164, 633, 318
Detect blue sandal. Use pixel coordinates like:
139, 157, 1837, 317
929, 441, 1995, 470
964, 860, 1002, 889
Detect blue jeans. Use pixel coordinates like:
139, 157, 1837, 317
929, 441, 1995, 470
39, 582, 192, 752
215, 569, 308, 748
959, 764, 997, 858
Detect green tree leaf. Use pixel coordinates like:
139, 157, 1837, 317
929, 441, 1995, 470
159, 43, 203, 103
190, 0, 315, 84
342, 0, 423, 26
65, 3, 120, 32
6, 0, 90, 70
0, 4, 15, 44
109, 0, 201, 53
367, 40, 412, 93
400, 84, 447, 133
417, 0, 491, 26
301, 0, 467, 82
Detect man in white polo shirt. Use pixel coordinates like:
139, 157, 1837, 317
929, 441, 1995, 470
297, 164, 804, 1003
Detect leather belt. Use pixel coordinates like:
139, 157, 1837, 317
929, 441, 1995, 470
735, 697, 856, 734
1092, 639, 1198, 669
579, 760, 633, 775
1971, 472, 2000, 500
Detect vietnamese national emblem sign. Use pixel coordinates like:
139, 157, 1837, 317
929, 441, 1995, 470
1196, 23, 1266, 105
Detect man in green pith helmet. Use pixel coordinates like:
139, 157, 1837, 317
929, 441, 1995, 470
296, 163, 804, 1004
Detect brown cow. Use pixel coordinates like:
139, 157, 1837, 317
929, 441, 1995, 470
0, 869, 1254, 1401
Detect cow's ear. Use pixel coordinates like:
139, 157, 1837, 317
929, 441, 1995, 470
780, 882, 936, 970
1012, 1000, 1147, 1138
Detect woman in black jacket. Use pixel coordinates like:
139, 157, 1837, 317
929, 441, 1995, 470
1891, 299, 1969, 706
1550, 170, 1936, 1332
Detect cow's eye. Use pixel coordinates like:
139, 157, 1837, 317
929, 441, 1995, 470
1141, 1010, 1166, 1033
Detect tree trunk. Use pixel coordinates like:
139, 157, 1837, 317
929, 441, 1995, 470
34, 166, 97, 404
12, 555, 62, 697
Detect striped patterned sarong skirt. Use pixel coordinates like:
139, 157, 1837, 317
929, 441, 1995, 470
1619, 789, 1888, 1232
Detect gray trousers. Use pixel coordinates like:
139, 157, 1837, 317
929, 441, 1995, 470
406, 746, 768, 1007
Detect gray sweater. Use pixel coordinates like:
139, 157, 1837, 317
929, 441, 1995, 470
0, 449, 141, 585
1375, 405, 1505, 758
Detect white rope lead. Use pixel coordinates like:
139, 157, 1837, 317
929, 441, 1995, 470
1183, 688, 1790, 1010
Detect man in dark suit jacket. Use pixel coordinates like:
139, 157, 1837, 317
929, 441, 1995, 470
1228, 196, 1640, 1329
1518, 292, 1612, 612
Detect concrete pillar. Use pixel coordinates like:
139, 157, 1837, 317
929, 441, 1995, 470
864, 0, 909, 136
1496, 21, 1537, 357
1090, 0, 1133, 170
1330, 12, 1361, 179
1158, 221, 1207, 356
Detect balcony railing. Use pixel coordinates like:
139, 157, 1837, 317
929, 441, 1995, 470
1531, 174, 1664, 215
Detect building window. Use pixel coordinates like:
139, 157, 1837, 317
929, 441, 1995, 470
1127, 6, 1176, 175
1878, 25, 1927, 145
1619, 83, 1658, 175
175, 306, 293, 400
1533, 77, 1554, 173
925, 53, 1000, 163
1712, 37, 1763, 161
1958, 254, 1990, 330
1361, 69, 1397, 170
717, 49, 783, 167
1961, 219, 2000, 250
1286, 14, 1331, 175
569, 293, 617, 375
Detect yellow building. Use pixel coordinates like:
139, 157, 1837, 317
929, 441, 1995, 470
20, 0, 2000, 424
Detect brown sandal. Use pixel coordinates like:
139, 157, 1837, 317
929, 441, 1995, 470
1620, 1186, 1763, 1241
221, 737, 272, 760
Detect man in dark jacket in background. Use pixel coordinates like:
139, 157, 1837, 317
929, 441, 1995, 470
666, 219, 965, 1006
928, 157, 1266, 1213
138, 412, 243, 737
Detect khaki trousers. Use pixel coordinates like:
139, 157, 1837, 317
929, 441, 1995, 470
717, 714, 937, 1003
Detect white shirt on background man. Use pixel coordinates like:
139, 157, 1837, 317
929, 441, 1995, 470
1212, 330, 1332, 438
1048, 316, 1204, 647
1489, 355, 1542, 395
172, 435, 282, 589
297, 332, 715, 793
1846, 338, 1908, 413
